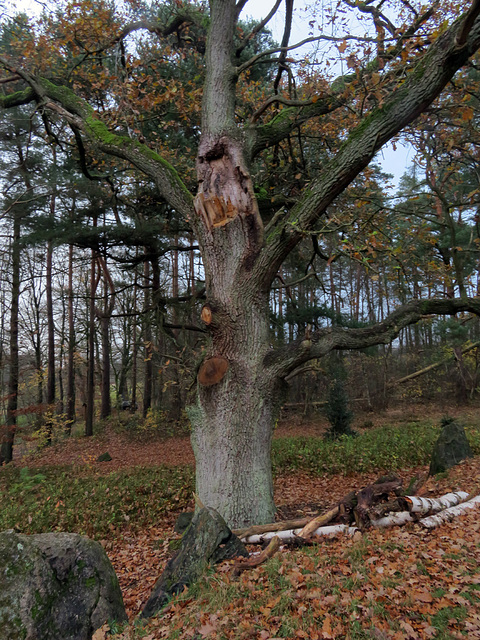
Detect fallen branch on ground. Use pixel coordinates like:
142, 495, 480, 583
233, 516, 313, 539
233, 536, 281, 574
239, 477, 473, 545
298, 506, 340, 539
371, 491, 469, 528
242, 524, 358, 545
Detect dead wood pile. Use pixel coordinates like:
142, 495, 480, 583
232, 474, 480, 552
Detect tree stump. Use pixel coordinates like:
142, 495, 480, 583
141, 507, 247, 619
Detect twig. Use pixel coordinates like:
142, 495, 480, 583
232, 536, 281, 574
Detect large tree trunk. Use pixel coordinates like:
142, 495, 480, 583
187, 0, 284, 527
189, 294, 285, 528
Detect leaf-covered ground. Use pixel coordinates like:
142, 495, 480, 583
10, 408, 480, 639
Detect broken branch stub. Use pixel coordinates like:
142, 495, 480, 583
198, 356, 229, 386
201, 304, 213, 325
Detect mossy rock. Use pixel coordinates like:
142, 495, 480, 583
0, 530, 127, 640
174, 511, 194, 534
97, 452, 112, 462
429, 417, 473, 476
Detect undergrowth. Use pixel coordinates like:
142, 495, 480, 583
272, 421, 480, 474
0, 465, 193, 538
2, 420, 479, 539
2, 419, 480, 638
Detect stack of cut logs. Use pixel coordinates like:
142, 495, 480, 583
231, 474, 480, 571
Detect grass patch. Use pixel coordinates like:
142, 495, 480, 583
430, 606, 468, 639
272, 421, 480, 475
0, 465, 194, 538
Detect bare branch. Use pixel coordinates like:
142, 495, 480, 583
236, 0, 283, 56
250, 95, 316, 123
274, 0, 294, 94
252, 9, 480, 288
344, 0, 397, 36
265, 298, 480, 379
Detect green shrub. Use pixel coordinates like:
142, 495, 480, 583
324, 379, 356, 440
272, 420, 480, 475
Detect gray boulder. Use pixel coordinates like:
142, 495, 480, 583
0, 530, 127, 640
429, 417, 473, 476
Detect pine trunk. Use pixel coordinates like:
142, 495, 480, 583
0, 210, 20, 464
85, 251, 96, 437
65, 243, 75, 431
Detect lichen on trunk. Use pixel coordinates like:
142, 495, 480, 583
189, 368, 285, 528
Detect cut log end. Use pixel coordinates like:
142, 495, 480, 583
201, 305, 213, 325
198, 356, 229, 386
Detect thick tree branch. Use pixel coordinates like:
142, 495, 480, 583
245, 2, 439, 159
246, 95, 343, 157
264, 298, 480, 379
0, 63, 195, 226
252, 9, 480, 289
0, 86, 35, 108
250, 95, 317, 123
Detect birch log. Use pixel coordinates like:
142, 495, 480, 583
420, 495, 480, 528
371, 492, 469, 528
242, 524, 358, 544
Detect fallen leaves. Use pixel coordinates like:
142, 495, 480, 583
13, 414, 480, 639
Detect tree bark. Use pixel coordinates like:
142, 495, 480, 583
85, 248, 97, 437
65, 243, 75, 432
0, 208, 20, 464
189, 295, 286, 527
142, 258, 152, 418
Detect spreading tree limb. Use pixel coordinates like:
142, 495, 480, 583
253, 8, 480, 288
265, 298, 480, 379
0, 62, 196, 227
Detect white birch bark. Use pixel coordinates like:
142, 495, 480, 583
371, 492, 469, 528
420, 495, 480, 529
242, 492, 473, 542
372, 491, 468, 527
242, 524, 358, 544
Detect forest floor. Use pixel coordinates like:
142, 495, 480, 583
11, 405, 480, 639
